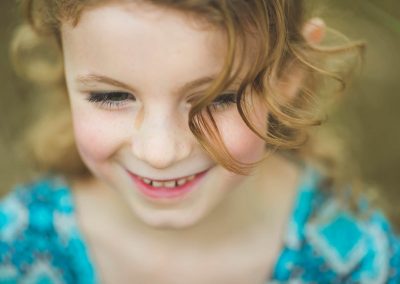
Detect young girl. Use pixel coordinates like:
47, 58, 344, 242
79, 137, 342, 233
1, 0, 399, 283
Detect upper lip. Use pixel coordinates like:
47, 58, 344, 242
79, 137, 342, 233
127, 168, 209, 182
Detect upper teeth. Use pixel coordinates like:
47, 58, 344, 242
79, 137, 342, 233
140, 175, 196, 188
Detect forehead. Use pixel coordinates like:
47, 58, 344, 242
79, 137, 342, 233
61, 2, 234, 90
62, 2, 225, 57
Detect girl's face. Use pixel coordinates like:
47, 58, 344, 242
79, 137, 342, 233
62, 2, 269, 229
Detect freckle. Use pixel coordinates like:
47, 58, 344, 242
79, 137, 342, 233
134, 108, 144, 129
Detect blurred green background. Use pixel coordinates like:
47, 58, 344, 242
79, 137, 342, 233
0, 1, 399, 223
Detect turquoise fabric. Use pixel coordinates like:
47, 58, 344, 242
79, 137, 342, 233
270, 168, 400, 283
0, 169, 399, 283
0, 177, 98, 284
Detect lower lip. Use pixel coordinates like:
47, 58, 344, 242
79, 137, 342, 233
128, 170, 209, 201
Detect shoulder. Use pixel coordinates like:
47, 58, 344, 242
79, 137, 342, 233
0, 177, 75, 242
273, 167, 400, 283
0, 176, 93, 283
303, 197, 400, 283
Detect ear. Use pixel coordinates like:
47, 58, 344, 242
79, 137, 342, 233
302, 17, 326, 45
276, 18, 326, 100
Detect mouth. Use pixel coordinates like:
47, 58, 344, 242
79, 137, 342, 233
127, 169, 210, 200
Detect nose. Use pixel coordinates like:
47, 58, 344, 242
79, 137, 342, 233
131, 109, 193, 169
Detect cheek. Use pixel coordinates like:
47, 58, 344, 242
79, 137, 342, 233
71, 106, 127, 164
217, 108, 267, 164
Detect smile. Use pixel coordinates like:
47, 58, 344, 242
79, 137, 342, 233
127, 169, 210, 200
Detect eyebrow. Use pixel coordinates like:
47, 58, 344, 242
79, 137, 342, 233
76, 73, 219, 94
77, 74, 134, 91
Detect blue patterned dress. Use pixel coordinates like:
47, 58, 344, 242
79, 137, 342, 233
0, 168, 399, 283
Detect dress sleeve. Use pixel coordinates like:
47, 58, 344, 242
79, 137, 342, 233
363, 212, 400, 284
387, 226, 400, 283
353, 211, 400, 283
0, 189, 30, 281
0, 181, 78, 283
301, 195, 400, 283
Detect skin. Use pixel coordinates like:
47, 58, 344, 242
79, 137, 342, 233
61, 2, 325, 282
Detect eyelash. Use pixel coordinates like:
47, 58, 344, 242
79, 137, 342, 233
86, 91, 237, 110
210, 92, 238, 111
86, 92, 136, 109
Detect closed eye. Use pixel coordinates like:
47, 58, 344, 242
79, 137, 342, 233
86, 92, 136, 109
210, 92, 238, 111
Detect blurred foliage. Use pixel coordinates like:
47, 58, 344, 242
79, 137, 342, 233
321, 0, 400, 226
0, 1, 34, 191
0, 1, 399, 224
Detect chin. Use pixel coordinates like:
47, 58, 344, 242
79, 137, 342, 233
135, 209, 205, 231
